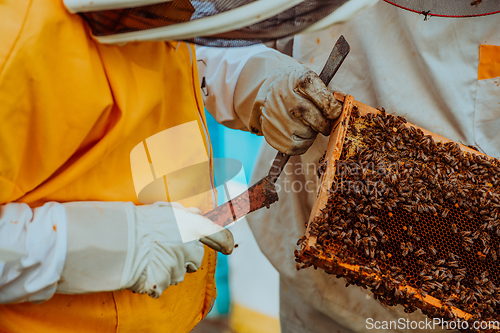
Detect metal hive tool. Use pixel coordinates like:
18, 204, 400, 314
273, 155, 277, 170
297, 93, 500, 332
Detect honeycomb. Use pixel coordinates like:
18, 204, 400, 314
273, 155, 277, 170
296, 109, 500, 331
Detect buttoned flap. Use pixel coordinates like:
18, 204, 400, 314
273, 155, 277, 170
478, 44, 500, 81
474, 45, 500, 158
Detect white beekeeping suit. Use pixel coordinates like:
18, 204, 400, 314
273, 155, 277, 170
250, 3, 500, 333
197, 1, 500, 332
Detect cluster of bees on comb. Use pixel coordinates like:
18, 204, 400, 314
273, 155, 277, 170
296, 109, 500, 330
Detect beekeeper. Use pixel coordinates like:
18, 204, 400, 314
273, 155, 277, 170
0, 1, 236, 332
0, 0, 348, 332
197, 1, 500, 332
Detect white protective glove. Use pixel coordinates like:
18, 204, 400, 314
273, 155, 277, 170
57, 201, 233, 298
234, 51, 342, 155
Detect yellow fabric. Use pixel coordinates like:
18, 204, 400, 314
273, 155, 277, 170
478, 44, 500, 81
0, 0, 216, 332
230, 303, 281, 333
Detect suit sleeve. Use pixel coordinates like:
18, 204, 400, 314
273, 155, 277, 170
0, 203, 67, 304
195, 44, 273, 130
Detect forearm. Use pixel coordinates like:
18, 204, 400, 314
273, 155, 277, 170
0, 203, 67, 304
56, 202, 131, 295
0, 200, 232, 304
196, 43, 273, 130
0, 201, 127, 303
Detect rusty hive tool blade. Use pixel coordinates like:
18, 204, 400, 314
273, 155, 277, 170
203, 36, 350, 229
203, 152, 289, 228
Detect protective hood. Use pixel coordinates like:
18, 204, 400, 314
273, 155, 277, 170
384, 0, 500, 18
64, 0, 176, 12
63, 0, 350, 46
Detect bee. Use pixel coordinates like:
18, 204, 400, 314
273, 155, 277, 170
374, 227, 384, 238
432, 281, 444, 290
472, 230, 481, 240
463, 237, 474, 245
343, 238, 353, 246
401, 242, 409, 257
372, 280, 382, 290
360, 266, 373, 274
478, 252, 487, 261
407, 225, 414, 237
416, 260, 426, 267
353, 229, 361, 240
450, 223, 458, 233
428, 245, 438, 256
434, 259, 446, 266
296, 236, 307, 246
390, 266, 400, 273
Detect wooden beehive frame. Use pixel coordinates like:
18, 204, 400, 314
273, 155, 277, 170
300, 93, 490, 323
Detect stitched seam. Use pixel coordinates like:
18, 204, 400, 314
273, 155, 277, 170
112, 292, 119, 333
202, 248, 217, 318
188, 42, 217, 208
472, 45, 481, 147
188, 45, 217, 320
478, 44, 483, 79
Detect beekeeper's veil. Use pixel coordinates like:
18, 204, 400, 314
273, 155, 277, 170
383, 0, 500, 18
63, 0, 351, 46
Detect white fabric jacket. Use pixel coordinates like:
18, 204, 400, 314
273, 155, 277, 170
198, 2, 500, 332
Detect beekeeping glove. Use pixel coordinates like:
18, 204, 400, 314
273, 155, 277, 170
234, 51, 342, 155
57, 201, 233, 298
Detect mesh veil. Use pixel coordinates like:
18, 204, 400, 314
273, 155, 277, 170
78, 0, 349, 46
384, 0, 500, 18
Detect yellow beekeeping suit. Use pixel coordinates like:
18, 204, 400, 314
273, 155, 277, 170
0, 0, 217, 332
